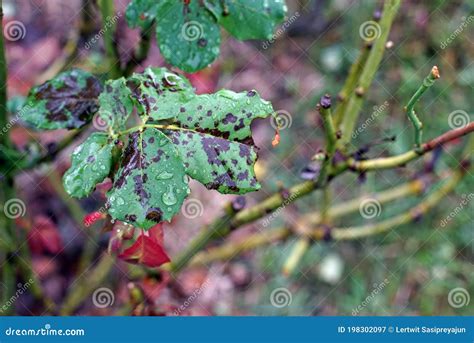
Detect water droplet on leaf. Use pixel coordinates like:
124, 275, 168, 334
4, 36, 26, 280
156, 171, 173, 180
162, 185, 177, 206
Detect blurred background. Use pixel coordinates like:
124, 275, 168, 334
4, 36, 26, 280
1, 0, 473, 316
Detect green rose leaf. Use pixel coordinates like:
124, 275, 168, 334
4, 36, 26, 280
39, 67, 274, 229
130, 67, 273, 195
22, 69, 102, 130
107, 128, 190, 230
125, 0, 164, 29
63, 133, 114, 198
98, 78, 134, 131
125, 0, 286, 72
169, 89, 274, 143
127, 67, 193, 119
155, 1, 221, 73
165, 130, 260, 194
204, 0, 287, 40
161, 89, 274, 194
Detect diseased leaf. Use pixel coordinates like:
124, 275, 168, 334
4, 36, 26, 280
153, 85, 273, 194
39, 67, 274, 230
166, 130, 260, 194
204, 0, 287, 40
22, 69, 102, 130
107, 128, 190, 229
155, 1, 221, 73
168, 89, 274, 143
98, 78, 134, 131
136, 68, 273, 194
127, 68, 193, 119
125, 0, 286, 72
63, 133, 114, 198
125, 0, 165, 29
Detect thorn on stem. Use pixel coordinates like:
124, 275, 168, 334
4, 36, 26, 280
231, 196, 246, 212
410, 208, 424, 222
431, 66, 440, 79
300, 161, 322, 180
355, 86, 365, 97
277, 182, 291, 200
319, 94, 332, 109
373, 9, 382, 21
322, 225, 333, 242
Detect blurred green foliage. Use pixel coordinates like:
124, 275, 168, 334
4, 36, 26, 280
223, 0, 473, 316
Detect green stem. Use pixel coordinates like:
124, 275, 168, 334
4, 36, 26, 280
186, 170, 454, 267
116, 123, 196, 137
282, 95, 337, 275
16, 127, 86, 172
348, 122, 474, 171
123, 26, 153, 77
99, 0, 121, 78
306, 176, 427, 226
189, 227, 291, 267
45, 170, 101, 279
317, 95, 337, 187
282, 238, 310, 276
0, 0, 18, 314
60, 253, 115, 315
328, 169, 464, 240
164, 213, 234, 274
339, 0, 400, 145
321, 187, 331, 223
167, 123, 473, 273
333, 45, 371, 127
405, 66, 440, 148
